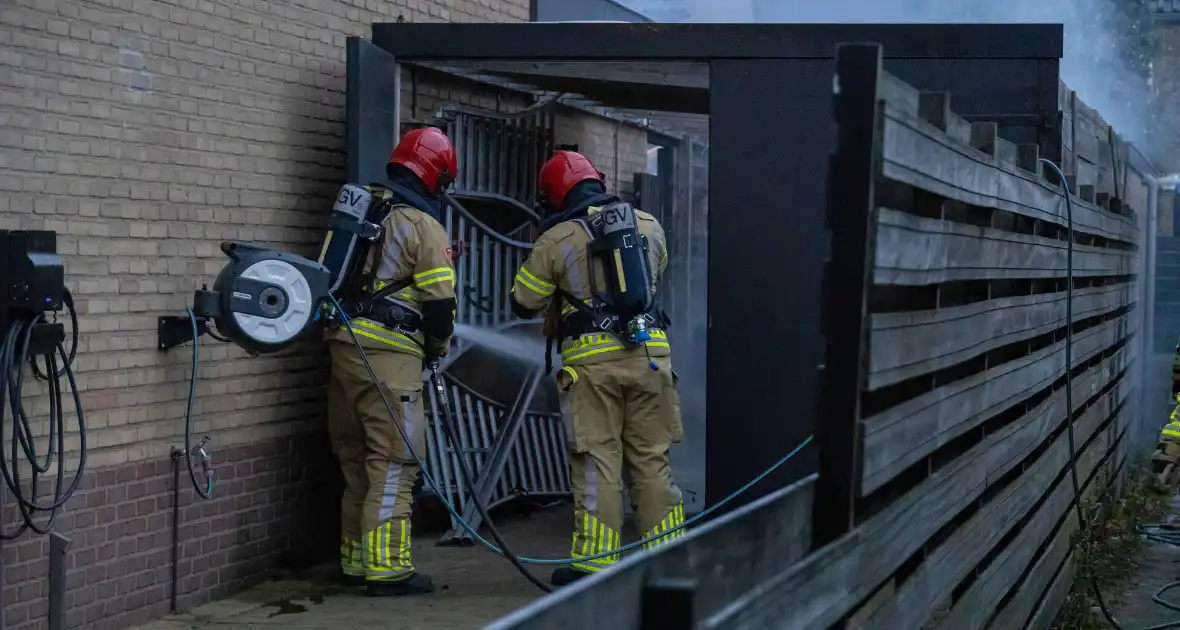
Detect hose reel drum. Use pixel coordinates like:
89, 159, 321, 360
192, 242, 331, 355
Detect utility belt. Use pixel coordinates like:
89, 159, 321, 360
360, 297, 423, 335
560, 307, 669, 342
335, 278, 422, 337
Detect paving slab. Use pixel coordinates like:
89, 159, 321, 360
132, 507, 575, 630
1104, 495, 1180, 628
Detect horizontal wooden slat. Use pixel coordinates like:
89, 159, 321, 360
861, 312, 1134, 493
934, 399, 1126, 629
874, 207, 1137, 286
878, 107, 1138, 245
879, 71, 920, 116
986, 450, 1126, 630
482, 475, 816, 630
854, 358, 1131, 629
699, 352, 1133, 630
1027, 551, 1075, 630
867, 282, 1133, 390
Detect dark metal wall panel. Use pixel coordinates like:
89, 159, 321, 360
346, 37, 399, 186
372, 23, 1063, 61
706, 58, 831, 514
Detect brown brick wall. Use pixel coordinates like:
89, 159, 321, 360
554, 109, 650, 201
0, 0, 529, 466
1, 433, 339, 630
0, 0, 654, 627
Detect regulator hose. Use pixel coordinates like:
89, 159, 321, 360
1040, 157, 1180, 629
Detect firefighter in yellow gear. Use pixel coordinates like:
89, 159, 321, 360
511, 151, 685, 587
1152, 337, 1180, 494
325, 127, 458, 597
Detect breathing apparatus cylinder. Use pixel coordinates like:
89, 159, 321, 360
587, 201, 656, 346
318, 183, 383, 295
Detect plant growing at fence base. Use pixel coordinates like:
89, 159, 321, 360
1053, 464, 1168, 630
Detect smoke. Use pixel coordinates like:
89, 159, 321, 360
626, 0, 1159, 161
773, 1, 1153, 149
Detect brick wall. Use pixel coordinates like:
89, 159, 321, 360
0, 0, 607, 628
2, 434, 339, 630
0, 0, 656, 626
554, 109, 650, 201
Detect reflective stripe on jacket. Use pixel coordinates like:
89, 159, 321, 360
511, 206, 671, 367
325, 199, 455, 356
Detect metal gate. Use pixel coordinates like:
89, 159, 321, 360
442, 102, 557, 209
418, 101, 571, 542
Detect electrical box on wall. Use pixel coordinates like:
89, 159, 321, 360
1, 230, 66, 353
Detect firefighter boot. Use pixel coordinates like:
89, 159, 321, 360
367, 574, 436, 597
340, 536, 364, 586
362, 519, 435, 597
550, 567, 593, 587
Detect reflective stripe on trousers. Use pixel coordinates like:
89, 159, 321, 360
363, 518, 415, 581
570, 512, 622, 573
340, 535, 363, 577
642, 503, 686, 550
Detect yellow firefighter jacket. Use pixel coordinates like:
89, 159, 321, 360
324, 188, 455, 358
511, 204, 670, 366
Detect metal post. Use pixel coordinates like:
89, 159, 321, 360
48, 533, 70, 630
438, 369, 542, 545
812, 43, 882, 549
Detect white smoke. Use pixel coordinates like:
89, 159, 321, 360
623, 0, 1158, 161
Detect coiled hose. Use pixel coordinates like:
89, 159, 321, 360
0, 289, 87, 539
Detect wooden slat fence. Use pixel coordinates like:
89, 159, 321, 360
482, 42, 1150, 630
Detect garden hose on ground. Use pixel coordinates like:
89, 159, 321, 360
1041, 157, 1180, 630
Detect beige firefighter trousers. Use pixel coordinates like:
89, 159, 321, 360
556, 355, 685, 573
327, 340, 427, 582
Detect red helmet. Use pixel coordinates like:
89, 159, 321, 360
388, 127, 458, 194
538, 151, 603, 210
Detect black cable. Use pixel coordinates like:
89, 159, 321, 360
1041, 158, 1180, 630
0, 289, 87, 539
29, 290, 77, 381
333, 312, 553, 594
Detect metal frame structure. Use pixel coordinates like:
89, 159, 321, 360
351, 23, 1065, 546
